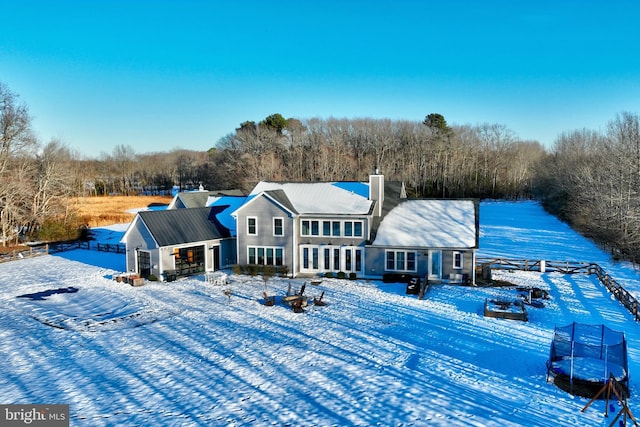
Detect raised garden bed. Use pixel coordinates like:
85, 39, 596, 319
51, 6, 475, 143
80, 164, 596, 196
484, 298, 528, 321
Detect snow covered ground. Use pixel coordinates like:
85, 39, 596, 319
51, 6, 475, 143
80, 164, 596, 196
1, 200, 639, 426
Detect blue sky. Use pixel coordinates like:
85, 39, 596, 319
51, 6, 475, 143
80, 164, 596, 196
1, 0, 639, 157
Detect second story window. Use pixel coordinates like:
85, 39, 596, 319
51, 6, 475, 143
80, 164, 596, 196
344, 221, 363, 237
273, 217, 284, 236
247, 217, 257, 235
301, 220, 320, 236
301, 219, 364, 237
322, 221, 331, 236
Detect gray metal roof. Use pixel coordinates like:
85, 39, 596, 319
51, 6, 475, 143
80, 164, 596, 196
139, 207, 230, 247
173, 190, 245, 209
263, 189, 298, 214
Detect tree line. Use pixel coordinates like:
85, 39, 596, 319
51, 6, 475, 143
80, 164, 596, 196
534, 112, 640, 262
215, 113, 547, 199
3, 81, 640, 263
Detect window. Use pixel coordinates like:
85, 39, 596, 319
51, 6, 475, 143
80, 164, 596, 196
386, 251, 395, 270
248, 246, 284, 265
355, 249, 362, 272
301, 220, 320, 236
301, 219, 364, 238
174, 246, 205, 274
322, 221, 331, 236
385, 250, 418, 272
332, 221, 341, 236
247, 217, 257, 235
453, 251, 463, 269
303, 247, 319, 270
303, 247, 309, 269
343, 221, 364, 237
407, 252, 416, 271
273, 217, 284, 236
395, 251, 405, 270
353, 222, 363, 237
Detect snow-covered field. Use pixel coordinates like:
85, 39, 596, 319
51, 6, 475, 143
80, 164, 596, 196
1, 200, 639, 426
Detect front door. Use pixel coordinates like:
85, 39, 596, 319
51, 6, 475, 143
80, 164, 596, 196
213, 246, 220, 271
428, 250, 442, 281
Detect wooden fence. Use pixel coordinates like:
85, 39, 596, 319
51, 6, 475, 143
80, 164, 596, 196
95, 243, 126, 254
476, 257, 640, 321
0, 246, 49, 263
0, 241, 126, 264
48, 241, 90, 253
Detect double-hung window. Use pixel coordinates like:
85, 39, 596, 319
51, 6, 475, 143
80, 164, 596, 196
273, 217, 284, 236
343, 221, 363, 237
332, 221, 341, 236
453, 251, 463, 269
385, 250, 417, 272
248, 246, 284, 266
322, 221, 331, 236
301, 220, 320, 236
247, 217, 257, 235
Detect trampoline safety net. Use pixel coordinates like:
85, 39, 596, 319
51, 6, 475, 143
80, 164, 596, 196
546, 322, 629, 397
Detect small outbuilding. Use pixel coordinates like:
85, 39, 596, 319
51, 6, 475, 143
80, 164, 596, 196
122, 206, 235, 281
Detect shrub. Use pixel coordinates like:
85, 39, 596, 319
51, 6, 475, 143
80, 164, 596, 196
148, 274, 158, 282
262, 264, 275, 281
277, 265, 289, 277
247, 264, 259, 276
231, 264, 243, 275
349, 272, 357, 280
324, 272, 334, 278
37, 217, 83, 242
337, 271, 346, 279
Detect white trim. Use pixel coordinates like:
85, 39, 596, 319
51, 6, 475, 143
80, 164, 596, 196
385, 249, 418, 273
273, 217, 284, 236
453, 251, 463, 269
299, 245, 364, 274
301, 218, 364, 238
247, 246, 285, 265
428, 250, 442, 280
247, 216, 258, 236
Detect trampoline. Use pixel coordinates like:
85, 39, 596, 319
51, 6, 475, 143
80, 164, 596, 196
546, 322, 629, 398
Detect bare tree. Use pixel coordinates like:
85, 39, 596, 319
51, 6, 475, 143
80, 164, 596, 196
0, 83, 37, 246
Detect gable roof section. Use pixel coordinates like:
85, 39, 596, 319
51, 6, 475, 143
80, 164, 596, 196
372, 199, 478, 248
169, 190, 245, 209
138, 207, 230, 247
248, 181, 373, 215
